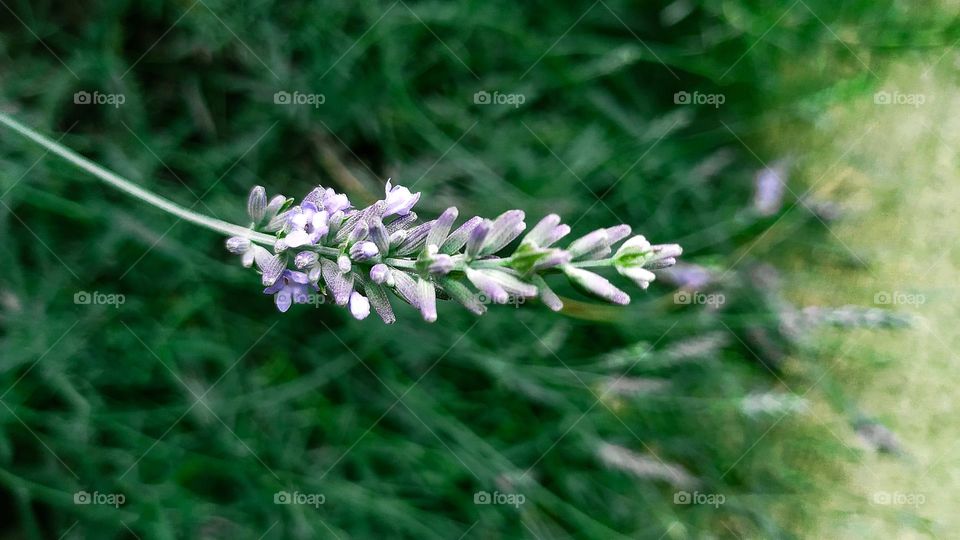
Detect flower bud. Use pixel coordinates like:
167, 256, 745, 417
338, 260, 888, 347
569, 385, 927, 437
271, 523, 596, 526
567, 229, 609, 259
425, 207, 459, 249
563, 265, 630, 305
617, 266, 656, 289
247, 186, 267, 223
350, 241, 380, 261
465, 220, 491, 259
349, 291, 371, 320
264, 195, 287, 221
338, 254, 352, 273
370, 263, 391, 284
225, 236, 251, 254
295, 251, 319, 269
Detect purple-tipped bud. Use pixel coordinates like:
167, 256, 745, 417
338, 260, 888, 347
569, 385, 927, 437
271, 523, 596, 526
308, 264, 322, 284
425, 207, 459, 250
480, 210, 526, 255
650, 243, 683, 260
226, 236, 251, 254
617, 266, 657, 289
465, 220, 491, 259
427, 253, 455, 275
390, 271, 420, 307
350, 241, 380, 261
567, 229, 609, 259
563, 265, 630, 305
338, 254, 352, 273
464, 267, 509, 304
247, 186, 267, 223
531, 275, 563, 312
417, 277, 438, 322
605, 224, 632, 245
264, 194, 287, 221
295, 251, 319, 269
481, 269, 537, 297
348, 222, 369, 244
370, 263, 391, 284
349, 291, 371, 320
392, 220, 435, 256
524, 214, 562, 247
441, 216, 484, 254
385, 212, 418, 234
545, 224, 571, 247
302, 186, 324, 207
369, 218, 390, 254
321, 258, 354, 306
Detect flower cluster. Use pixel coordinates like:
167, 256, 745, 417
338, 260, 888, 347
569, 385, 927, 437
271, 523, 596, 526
226, 181, 682, 323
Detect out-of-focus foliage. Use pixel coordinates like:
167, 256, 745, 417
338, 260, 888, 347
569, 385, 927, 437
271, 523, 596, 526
0, 0, 955, 538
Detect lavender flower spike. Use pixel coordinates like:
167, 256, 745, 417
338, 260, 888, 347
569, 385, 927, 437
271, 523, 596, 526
0, 114, 684, 322
221, 179, 681, 321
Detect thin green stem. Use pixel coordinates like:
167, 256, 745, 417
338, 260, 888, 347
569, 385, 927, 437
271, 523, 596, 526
0, 113, 276, 246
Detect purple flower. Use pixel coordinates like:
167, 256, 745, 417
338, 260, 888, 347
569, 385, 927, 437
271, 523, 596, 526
285, 202, 329, 248
322, 188, 351, 214
383, 180, 421, 217
263, 270, 317, 312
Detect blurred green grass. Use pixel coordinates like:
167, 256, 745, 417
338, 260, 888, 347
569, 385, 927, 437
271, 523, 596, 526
0, 0, 956, 538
